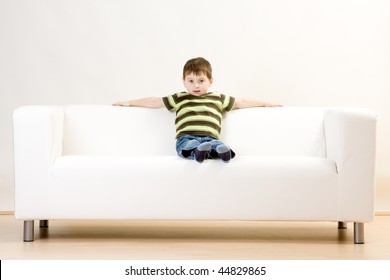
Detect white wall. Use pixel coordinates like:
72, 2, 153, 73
1, 0, 389, 211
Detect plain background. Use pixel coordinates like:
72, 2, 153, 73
0, 0, 389, 212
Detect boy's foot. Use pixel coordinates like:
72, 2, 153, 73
216, 145, 232, 163
194, 142, 212, 163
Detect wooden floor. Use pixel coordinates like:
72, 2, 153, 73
1, 215, 390, 259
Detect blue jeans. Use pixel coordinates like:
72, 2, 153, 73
176, 135, 236, 160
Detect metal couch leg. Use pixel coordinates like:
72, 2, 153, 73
24, 220, 34, 242
354, 222, 364, 244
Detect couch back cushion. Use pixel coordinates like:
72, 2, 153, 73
222, 107, 325, 157
63, 105, 176, 156
62, 105, 326, 157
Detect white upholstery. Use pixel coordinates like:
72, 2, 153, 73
49, 155, 338, 220
13, 105, 376, 231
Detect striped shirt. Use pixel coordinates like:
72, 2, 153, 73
162, 92, 236, 139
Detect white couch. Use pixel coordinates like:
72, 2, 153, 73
13, 105, 376, 243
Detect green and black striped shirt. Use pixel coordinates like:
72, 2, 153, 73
162, 92, 236, 139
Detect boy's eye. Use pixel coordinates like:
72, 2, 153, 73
199, 79, 205, 83
188, 80, 193, 83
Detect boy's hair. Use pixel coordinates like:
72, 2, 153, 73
183, 57, 212, 80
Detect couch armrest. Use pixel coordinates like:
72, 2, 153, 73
13, 106, 64, 219
324, 107, 377, 221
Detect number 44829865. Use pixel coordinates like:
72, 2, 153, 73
217, 266, 266, 276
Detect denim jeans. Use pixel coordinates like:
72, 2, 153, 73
176, 135, 236, 160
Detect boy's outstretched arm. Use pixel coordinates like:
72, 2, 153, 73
112, 97, 164, 108
233, 98, 282, 110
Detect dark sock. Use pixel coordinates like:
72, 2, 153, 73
216, 145, 232, 163
194, 142, 212, 163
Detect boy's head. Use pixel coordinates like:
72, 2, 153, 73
183, 57, 213, 96
183, 57, 212, 80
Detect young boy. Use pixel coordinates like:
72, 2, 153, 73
113, 57, 280, 163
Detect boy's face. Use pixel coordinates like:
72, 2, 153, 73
183, 72, 213, 96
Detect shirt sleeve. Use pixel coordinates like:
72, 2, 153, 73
221, 94, 236, 112
162, 94, 177, 111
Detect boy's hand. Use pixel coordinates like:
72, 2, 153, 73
265, 103, 283, 107
112, 101, 131, 106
